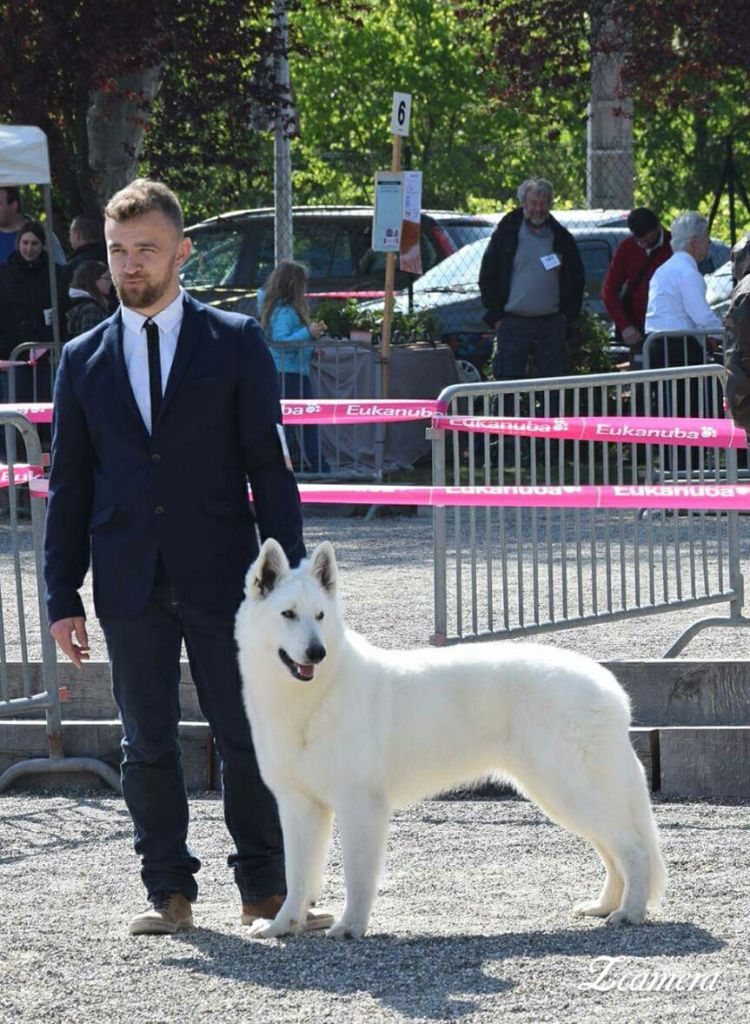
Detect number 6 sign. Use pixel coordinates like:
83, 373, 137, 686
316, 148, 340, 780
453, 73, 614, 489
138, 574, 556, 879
390, 92, 412, 137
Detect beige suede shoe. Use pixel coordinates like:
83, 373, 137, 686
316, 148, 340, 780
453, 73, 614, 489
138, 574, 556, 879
128, 892, 194, 935
241, 894, 334, 931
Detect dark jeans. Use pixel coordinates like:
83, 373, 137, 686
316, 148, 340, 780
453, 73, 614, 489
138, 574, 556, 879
279, 371, 330, 473
491, 313, 567, 416
101, 583, 285, 903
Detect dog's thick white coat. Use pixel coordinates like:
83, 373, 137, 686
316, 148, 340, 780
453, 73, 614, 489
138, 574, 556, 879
236, 539, 666, 939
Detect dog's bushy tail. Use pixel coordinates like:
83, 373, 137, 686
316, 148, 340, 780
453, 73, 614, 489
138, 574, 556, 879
628, 754, 667, 909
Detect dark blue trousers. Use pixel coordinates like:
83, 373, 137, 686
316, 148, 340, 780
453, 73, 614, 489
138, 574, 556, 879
101, 583, 285, 903
492, 313, 567, 417
492, 313, 567, 381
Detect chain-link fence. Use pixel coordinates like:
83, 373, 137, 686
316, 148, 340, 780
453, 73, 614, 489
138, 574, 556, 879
180, 196, 735, 391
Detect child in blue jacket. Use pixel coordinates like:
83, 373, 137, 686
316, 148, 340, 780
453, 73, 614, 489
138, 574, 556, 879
257, 260, 330, 472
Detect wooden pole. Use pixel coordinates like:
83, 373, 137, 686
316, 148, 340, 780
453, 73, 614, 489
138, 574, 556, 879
380, 134, 402, 399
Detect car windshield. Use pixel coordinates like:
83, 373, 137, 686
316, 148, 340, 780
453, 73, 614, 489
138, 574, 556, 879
413, 238, 488, 292
705, 260, 733, 305
411, 234, 614, 299
441, 223, 495, 248
180, 227, 245, 287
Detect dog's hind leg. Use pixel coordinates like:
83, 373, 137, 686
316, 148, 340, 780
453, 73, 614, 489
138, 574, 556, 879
517, 751, 652, 925
327, 793, 390, 939
573, 841, 624, 918
248, 792, 333, 939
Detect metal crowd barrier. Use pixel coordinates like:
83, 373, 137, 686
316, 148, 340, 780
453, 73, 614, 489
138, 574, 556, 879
270, 337, 384, 481
6, 342, 57, 405
431, 365, 748, 656
641, 328, 725, 372
0, 412, 120, 793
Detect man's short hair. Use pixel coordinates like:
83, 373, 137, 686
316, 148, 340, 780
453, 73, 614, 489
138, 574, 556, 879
627, 208, 659, 238
71, 214, 103, 243
517, 177, 554, 206
0, 186, 21, 207
104, 179, 183, 235
670, 211, 709, 253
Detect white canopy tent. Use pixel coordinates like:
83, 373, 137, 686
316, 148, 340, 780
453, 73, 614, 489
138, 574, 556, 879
0, 124, 61, 352
0, 124, 51, 186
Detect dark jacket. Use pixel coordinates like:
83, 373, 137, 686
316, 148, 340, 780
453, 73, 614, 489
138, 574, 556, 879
65, 295, 109, 339
478, 208, 585, 328
723, 275, 750, 432
0, 250, 53, 358
44, 292, 305, 624
57, 241, 109, 310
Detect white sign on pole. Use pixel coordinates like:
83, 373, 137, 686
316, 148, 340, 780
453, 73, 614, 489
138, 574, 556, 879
390, 92, 412, 137
372, 171, 403, 252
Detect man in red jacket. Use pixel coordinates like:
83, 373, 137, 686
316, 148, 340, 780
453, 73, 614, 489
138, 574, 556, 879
601, 208, 672, 367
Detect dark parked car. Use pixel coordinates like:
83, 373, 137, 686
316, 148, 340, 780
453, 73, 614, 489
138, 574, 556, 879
179, 205, 497, 314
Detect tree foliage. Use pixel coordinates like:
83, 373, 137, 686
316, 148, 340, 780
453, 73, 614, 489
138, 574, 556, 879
454, 0, 750, 229
1, 0, 748, 239
0, 0, 276, 222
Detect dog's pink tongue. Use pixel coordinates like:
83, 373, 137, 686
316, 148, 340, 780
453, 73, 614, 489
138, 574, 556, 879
297, 663, 315, 680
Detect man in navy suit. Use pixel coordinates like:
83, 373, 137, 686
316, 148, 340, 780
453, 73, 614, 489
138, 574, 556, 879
44, 179, 332, 935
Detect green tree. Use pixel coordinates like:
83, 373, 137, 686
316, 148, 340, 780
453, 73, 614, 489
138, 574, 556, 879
455, 0, 750, 233
285, 0, 588, 213
0, 0, 283, 223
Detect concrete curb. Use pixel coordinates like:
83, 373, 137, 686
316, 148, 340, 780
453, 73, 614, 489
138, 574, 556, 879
2, 659, 748, 796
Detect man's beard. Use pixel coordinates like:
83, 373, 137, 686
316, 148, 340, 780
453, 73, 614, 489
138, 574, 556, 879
115, 267, 174, 310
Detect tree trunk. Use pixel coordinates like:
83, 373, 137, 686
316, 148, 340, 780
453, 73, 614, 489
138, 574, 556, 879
87, 65, 164, 210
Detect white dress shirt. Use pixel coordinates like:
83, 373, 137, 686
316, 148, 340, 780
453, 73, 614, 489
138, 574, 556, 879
644, 251, 722, 334
121, 289, 184, 434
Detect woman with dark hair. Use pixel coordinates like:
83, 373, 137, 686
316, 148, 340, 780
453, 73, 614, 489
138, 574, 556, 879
0, 219, 54, 404
0, 219, 53, 358
66, 259, 112, 338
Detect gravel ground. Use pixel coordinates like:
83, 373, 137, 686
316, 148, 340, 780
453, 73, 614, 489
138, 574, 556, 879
2, 509, 750, 1023
1, 792, 748, 1024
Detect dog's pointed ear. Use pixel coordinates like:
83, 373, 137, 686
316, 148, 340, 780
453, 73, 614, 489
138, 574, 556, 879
246, 538, 289, 598
308, 541, 337, 594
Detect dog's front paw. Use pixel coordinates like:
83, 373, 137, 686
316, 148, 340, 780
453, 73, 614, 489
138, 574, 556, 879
326, 918, 366, 940
605, 907, 646, 927
247, 916, 296, 939
574, 899, 614, 918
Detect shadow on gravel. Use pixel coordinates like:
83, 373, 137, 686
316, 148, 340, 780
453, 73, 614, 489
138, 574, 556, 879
164, 921, 724, 1020
0, 800, 132, 865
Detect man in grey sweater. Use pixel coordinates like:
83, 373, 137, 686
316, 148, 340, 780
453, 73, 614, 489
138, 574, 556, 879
479, 178, 585, 387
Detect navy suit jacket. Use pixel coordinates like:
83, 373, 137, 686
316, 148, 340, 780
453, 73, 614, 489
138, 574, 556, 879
44, 293, 305, 624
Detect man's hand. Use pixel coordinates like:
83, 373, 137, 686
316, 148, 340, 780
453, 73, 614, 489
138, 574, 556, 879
50, 617, 90, 669
622, 326, 643, 347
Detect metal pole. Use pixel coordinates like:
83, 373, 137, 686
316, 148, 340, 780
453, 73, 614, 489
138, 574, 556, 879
273, 0, 293, 264
43, 185, 61, 362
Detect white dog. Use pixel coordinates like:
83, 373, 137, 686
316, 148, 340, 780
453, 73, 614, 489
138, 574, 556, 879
236, 539, 666, 939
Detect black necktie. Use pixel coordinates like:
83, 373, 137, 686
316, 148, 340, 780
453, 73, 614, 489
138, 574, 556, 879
144, 319, 162, 430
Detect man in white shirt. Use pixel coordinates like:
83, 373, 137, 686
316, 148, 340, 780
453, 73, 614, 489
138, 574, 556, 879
644, 211, 723, 368
44, 179, 332, 938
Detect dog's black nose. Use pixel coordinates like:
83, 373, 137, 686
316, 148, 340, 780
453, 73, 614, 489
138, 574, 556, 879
306, 641, 326, 664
